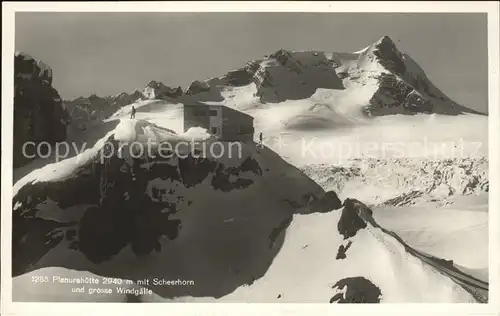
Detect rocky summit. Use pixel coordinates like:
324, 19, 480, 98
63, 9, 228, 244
14, 52, 70, 168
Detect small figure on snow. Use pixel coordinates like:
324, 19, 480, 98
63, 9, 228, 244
258, 132, 264, 148
130, 106, 136, 119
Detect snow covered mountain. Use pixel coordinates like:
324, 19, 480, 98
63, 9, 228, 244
333, 36, 484, 116
172, 35, 483, 117
67, 35, 483, 128
12, 118, 341, 299
11, 36, 489, 303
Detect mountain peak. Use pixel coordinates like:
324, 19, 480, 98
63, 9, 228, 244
269, 48, 292, 58
143, 80, 183, 99
377, 35, 395, 45
146, 80, 165, 88
372, 35, 400, 55
368, 36, 406, 76
14, 52, 53, 85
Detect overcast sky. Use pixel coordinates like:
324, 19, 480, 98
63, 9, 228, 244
15, 12, 488, 113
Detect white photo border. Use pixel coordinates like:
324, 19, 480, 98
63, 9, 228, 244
2, 1, 499, 315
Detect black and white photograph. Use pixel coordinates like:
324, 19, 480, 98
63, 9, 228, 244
1, 2, 499, 315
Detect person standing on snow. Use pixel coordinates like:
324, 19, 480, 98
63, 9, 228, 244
259, 132, 263, 148
130, 106, 136, 119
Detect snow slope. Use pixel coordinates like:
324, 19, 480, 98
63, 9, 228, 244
373, 204, 488, 282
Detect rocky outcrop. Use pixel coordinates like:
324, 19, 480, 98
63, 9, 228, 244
184, 48, 344, 104
14, 52, 70, 168
269, 49, 303, 74
367, 73, 433, 115
142, 80, 182, 99
185, 80, 211, 95
371, 36, 406, 76
329, 277, 382, 303
337, 198, 371, 239
307, 190, 343, 213
112, 90, 144, 107
251, 49, 344, 103
221, 68, 254, 87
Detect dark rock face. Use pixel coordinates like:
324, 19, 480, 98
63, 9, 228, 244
403, 91, 434, 113
112, 90, 144, 107
367, 72, 435, 116
308, 190, 343, 213
185, 80, 211, 95
144, 80, 183, 99
245, 60, 261, 77
269, 49, 302, 74
254, 49, 344, 103
337, 198, 373, 240
14, 53, 70, 168
186, 49, 344, 104
329, 277, 382, 303
221, 69, 254, 87
371, 36, 406, 76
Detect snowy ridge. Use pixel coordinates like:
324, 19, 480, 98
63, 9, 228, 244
208, 198, 487, 303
